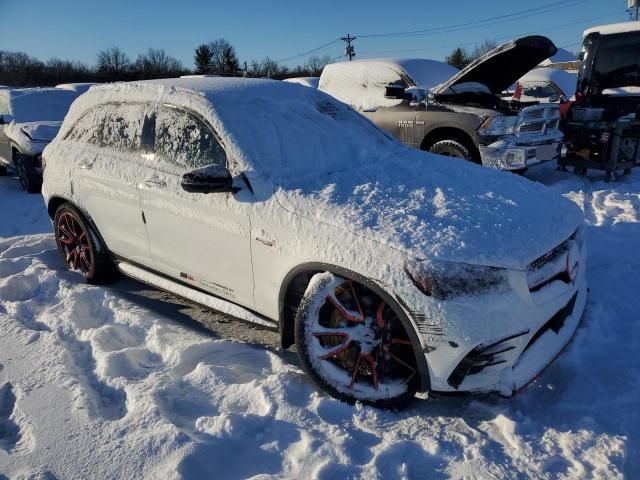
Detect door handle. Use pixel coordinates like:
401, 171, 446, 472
78, 161, 94, 170
144, 177, 166, 188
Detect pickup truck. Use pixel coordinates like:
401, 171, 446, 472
319, 36, 564, 172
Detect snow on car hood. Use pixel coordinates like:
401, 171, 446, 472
433, 36, 558, 95
275, 148, 583, 270
18, 121, 62, 142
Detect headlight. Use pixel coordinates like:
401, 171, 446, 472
478, 115, 517, 136
404, 259, 508, 300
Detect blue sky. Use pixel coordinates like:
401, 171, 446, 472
0, 0, 631, 69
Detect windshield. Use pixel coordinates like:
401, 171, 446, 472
582, 31, 640, 93
10, 90, 77, 123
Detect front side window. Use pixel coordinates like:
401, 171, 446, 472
152, 106, 226, 169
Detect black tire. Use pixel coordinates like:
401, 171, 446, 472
294, 272, 419, 408
53, 203, 116, 284
14, 153, 41, 193
0, 164, 7, 176
428, 139, 474, 161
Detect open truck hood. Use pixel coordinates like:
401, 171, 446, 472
434, 36, 558, 95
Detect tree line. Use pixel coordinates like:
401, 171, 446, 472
0, 38, 333, 88
444, 40, 498, 70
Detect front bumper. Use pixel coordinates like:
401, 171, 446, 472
399, 235, 587, 395
479, 135, 563, 171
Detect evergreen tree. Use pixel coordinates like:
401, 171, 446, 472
194, 44, 213, 74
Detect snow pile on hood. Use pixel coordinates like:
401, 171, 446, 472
17, 122, 61, 142
319, 58, 458, 110
275, 150, 583, 269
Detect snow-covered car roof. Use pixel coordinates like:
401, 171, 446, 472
283, 77, 320, 89
2, 88, 79, 123
59, 77, 582, 269
321, 58, 458, 90
517, 67, 577, 96
55, 83, 98, 94
539, 48, 577, 66
584, 21, 640, 37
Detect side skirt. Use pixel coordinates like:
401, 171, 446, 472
117, 261, 279, 330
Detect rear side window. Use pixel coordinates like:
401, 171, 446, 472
152, 106, 226, 168
67, 103, 147, 153
67, 103, 226, 169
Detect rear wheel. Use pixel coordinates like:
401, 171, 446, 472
14, 153, 41, 193
295, 272, 419, 407
428, 139, 474, 161
53, 203, 116, 284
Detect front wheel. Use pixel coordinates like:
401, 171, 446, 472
14, 153, 41, 193
53, 203, 116, 284
428, 139, 474, 161
295, 272, 419, 407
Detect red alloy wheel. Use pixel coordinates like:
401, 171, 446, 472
310, 280, 417, 393
57, 212, 93, 275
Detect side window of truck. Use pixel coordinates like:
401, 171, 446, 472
151, 106, 227, 170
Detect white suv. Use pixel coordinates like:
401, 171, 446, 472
42, 78, 587, 407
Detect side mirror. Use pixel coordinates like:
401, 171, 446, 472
181, 164, 239, 194
0, 114, 12, 125
384, 84, 412, 101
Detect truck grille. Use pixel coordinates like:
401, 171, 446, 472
515, 105, 560, 137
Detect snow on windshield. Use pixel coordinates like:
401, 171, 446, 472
10, 89, 78, 123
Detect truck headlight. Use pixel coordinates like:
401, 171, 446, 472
478, 116, 517, 136
404, 259, 508, 300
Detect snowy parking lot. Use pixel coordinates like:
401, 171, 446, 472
0, 164, 638, 479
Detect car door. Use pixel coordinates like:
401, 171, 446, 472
138, 105, 254, 308
69, 103, 154, 266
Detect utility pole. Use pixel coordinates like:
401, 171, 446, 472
341, 34, 356, 61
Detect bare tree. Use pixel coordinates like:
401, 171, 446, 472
97, 46, 131, 80
208, 39, 240, 76
470, 39, 498, 61
304, 55, 332, 76
135, 48, 183, 79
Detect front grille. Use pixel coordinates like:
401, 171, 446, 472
516, 104, 560, 137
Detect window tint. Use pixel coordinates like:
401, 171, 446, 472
67, 103, 147, 153
152, 106, 226, 168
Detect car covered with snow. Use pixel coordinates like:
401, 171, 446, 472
319, 36, 564, 172
513, 67, 577, 103
0, 87, 79, 192
42, 77, 587, 406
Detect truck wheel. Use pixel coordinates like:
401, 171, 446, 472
53, 203, 116, 284
294, 272, 419, 408
428, 139, 473, 161
14, 153, 41, 193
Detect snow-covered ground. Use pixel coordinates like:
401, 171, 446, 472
0, 165, 638, 479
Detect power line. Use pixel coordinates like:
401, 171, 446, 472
357, 12, 619, 58
274, 38, 342, 64
356, 0, 589, 39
